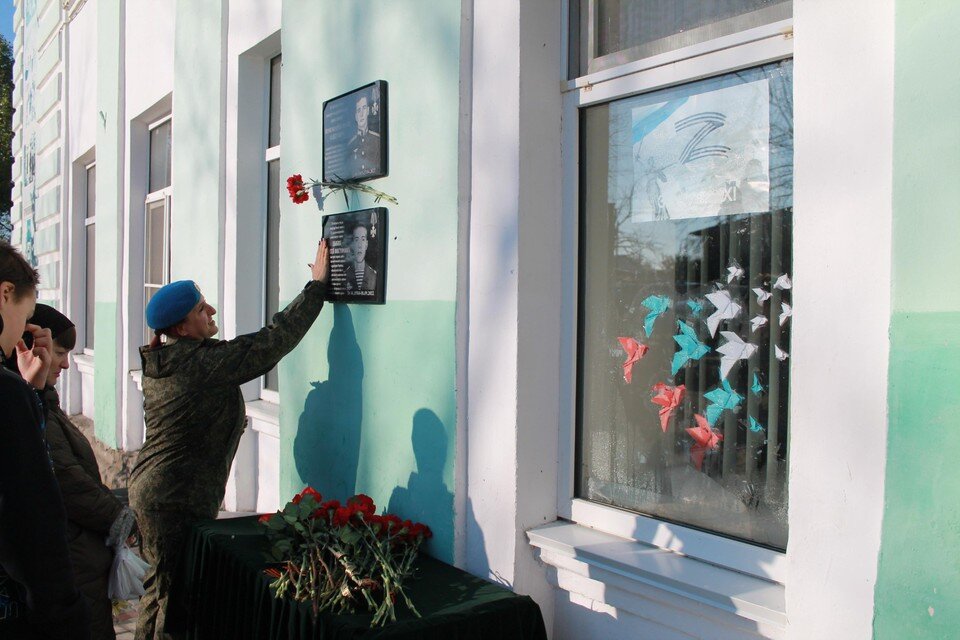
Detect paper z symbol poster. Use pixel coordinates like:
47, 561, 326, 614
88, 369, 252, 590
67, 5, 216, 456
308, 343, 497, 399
630, 79, 770, 222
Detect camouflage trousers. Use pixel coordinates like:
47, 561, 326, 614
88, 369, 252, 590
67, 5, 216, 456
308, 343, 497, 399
133, 510, 198, 640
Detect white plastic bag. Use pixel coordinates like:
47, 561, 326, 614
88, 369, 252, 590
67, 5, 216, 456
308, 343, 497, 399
107, 544, 150, 600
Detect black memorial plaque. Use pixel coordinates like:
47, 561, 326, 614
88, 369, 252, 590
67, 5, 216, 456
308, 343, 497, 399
323, 81, 388, 183
321, 208, 388, 304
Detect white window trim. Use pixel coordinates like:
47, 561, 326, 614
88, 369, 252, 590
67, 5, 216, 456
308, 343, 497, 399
259, 388, 279, 405
83, 160, 96, 357
259, 61, 281, 401
553, 21, 794, 588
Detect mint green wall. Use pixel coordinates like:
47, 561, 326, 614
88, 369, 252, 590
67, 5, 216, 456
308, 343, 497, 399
92, 0, 123, 447
278, 1, 462, 562
874, 2, 960, 636
170, 0, 225, 309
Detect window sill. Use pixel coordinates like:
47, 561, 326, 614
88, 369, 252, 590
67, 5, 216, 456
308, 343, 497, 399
527, 521, 785, 639
73, 353, 94, 375
245, 398, 279, 438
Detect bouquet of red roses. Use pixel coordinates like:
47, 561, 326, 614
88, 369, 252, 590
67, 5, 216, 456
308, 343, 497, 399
258, 487, 432, 627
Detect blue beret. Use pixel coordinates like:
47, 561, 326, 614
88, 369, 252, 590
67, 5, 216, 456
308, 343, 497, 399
146, 280, 202, 330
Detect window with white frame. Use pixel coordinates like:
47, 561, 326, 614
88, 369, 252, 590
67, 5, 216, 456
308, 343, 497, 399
144, 118, 172, 344
569, 0, 791, 78
262, 54, 282, 397
84, 162, 96, 352
567, 0, 793, 565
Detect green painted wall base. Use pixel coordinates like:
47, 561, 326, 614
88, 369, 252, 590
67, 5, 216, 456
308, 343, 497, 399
874, 313, 960, 637
92, 301, 118, 446
280, 301, 456, 563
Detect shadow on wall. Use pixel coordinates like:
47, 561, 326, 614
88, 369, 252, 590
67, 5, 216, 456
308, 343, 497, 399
294, 304, 364, 499
387, 408, 454, 561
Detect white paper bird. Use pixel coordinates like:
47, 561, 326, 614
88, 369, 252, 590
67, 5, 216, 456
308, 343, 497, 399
775, 345, 789, 361
705, 290, 742, 338
716, 331, 758, 379
779, 302, 792, 327
753, 287, 772, 304
750, 315, 768, 332
774, 274, 793, 290
727, 264, 745, 284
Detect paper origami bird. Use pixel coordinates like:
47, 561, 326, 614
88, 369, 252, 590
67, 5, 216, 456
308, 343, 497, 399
704, 378, 744, 425
671, 321, 710, 375
716, 331, 758, 379
617, 337, 649, 384
686, 413, 723, 471
751, 372, 764, 396
686, 299, 703, 317
748, 416, 765, 434
775, 345, 789, 361
651, 382, 685, 433
750, 315, 768, 333
727, 263, 745, 284
774, 273, 793, 290
779, 302, 792, 327
705, 289, 742, 337
641, 295, 671, 337
753, 287, 772, 304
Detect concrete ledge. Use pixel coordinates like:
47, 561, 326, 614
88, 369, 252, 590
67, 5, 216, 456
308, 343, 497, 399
528, 521, 785, 639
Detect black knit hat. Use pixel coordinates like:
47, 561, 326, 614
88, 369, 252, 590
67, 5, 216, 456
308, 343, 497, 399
29, 304, 75, 341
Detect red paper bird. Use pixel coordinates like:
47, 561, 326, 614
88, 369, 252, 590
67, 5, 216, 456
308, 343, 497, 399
617, 337, 649, 384
651, 383, 686, 433
685, 413, 723, 471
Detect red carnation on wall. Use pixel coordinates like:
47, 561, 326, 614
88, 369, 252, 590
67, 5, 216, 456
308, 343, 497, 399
286, 174, 310, 204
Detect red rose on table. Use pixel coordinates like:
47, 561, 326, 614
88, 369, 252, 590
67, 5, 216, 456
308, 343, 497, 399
292, 486, 322, 505
347, 494, 376, 517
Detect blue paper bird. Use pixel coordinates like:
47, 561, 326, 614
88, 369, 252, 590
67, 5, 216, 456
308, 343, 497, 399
641, 295, 671, 337
671, 321, 710, 375
748, 416, 765, 433
686, 299, 703, 317
751, 372, 764, 396
704, 379, 744, 426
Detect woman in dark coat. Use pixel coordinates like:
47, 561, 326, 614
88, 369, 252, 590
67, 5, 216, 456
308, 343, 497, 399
30, 304, 136, 640
0, 241, 90, 640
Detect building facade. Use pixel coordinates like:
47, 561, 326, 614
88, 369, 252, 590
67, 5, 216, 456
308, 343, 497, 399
8, 1, 960, 638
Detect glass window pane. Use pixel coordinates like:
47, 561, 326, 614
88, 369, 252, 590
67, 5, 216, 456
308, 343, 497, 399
145, 200, 166, 285
144, 286, 159, 344
86, 165, 96, 220
264, 159, 281, 391
575, 0, 791, 77
85, 223, 95, 349
576, 61, 793, 549
268, 55, 282, 148
149, 121, 172, 193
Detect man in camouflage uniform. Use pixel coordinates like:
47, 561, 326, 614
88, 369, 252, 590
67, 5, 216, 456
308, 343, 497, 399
129, 241, 329, 640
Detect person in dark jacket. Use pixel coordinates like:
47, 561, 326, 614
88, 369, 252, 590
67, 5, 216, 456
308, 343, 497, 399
28, 304, 136, 640
129, 239, 330, 640
0, 241, 90, 640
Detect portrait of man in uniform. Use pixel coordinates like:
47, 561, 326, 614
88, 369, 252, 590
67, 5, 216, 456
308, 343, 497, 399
347, 94, 381, 178
323, 81, 388, 183
321, 208, 388, 305
344, 223, 377, 293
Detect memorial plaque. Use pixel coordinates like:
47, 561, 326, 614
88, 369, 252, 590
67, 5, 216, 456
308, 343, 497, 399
323, 81, 388, 183
321, 208, 388, 304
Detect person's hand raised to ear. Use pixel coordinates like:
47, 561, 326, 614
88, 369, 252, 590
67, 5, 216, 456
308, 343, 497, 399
17, 324, 53, 390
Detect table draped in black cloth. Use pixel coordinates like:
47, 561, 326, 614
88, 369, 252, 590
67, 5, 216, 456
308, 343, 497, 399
166, 516, 548, 640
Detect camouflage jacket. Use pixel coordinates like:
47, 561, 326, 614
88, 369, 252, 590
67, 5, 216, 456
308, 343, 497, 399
129, 280, 327, 517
